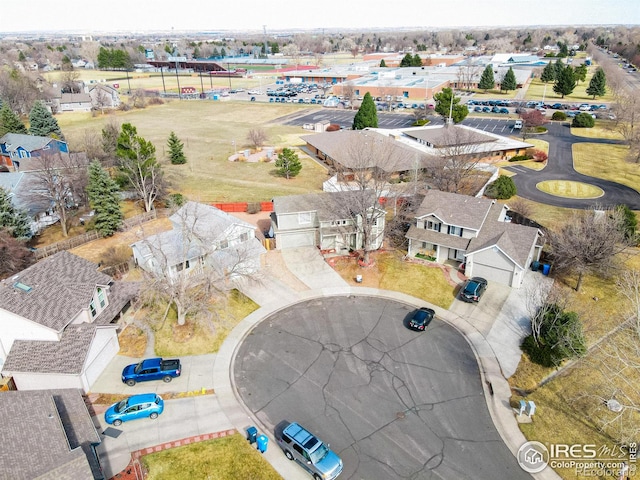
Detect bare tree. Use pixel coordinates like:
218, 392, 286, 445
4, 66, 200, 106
136, 202, 260, 326
93, 88, 110, 114
341, 82, 356, 108
549, 207, 630, 291
0, 229, 35, 280
25, 152, 90, 236
422, 125, 487, 194
59, 69, 82, 94
519, 109, 547, 140
246, 128, 268, 148
457, 59, 481, 92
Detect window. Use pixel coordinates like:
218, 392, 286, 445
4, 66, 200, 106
89, 300, 97, 318
448, 225, 462, 237
176, 260, 190, 272
97, 287, 106, 308
426, 221, 441, 232
298, 212, 311, 224
293, 444, 304, 455
239, 232, 249, 242
219, 239, 229, 249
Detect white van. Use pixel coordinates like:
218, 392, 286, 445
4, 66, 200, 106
514, 120, 523, 129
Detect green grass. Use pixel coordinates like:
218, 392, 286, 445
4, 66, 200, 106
142, 433, 282, 480
524, 73, 615, 103
569, 124, 625, 140
58, 101, 327, 202
572, 143, 639, 193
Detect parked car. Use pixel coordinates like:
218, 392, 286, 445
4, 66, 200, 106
474, 106, 482, 112
407, 307, 435, 331
121, 357, 181, 386
499, 107, 510, 114
274, 420, 343, 480
460, 277, 488, 303
513, 120, 523, 129
104, 394, 164, 426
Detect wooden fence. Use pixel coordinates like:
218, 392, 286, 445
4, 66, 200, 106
35, 210, 158, 260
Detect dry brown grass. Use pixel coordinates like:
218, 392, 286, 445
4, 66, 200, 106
118, 325, 147, 357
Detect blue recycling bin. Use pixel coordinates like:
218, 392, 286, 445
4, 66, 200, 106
542, 264, 551, 275
531, 261, 540, 271
256, 434, 269, 453
246, 426, 257, 444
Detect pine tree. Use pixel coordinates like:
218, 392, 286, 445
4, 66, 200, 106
554, 59, 565, 79
574, 64, 588, 84
28, 101, 64, 139
379, 59, 387, 68
553, 65, 577, 98
501, 67, 517, 92
275, 148, 302, 179
434, 87, 468, 124
0, 187, 32, 238
540, 62, 556, 83
400, 53, 413, 67
0, 104, 28, 137
412, 54, 422, 67
478, 65, 495, 92
352, 92, 378, 130
586, 67, 607, 99
167, 131, 187, 165
86, 160, 123, 237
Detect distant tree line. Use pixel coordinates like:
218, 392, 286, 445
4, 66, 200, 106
97, 47, 133, 70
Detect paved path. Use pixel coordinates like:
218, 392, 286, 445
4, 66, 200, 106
505, 122, 640, 209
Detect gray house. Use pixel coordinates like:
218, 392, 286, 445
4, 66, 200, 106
406, 190, 543, 288
0, 251, 138, 391
131, 202, 265, 281
0, 388, 103, 479
272, 191, 386, 253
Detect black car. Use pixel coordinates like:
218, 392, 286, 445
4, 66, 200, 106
460, 277, 488, 303
407, 307, 435, 331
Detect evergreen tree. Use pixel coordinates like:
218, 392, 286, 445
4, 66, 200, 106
585, 67, 607, 99
434, 87, 468, 124
554, 59, 565, 79
616, 204, 637, 242
275, 148, 302, 179
0, 187, 31, 238
574, 64, 588, 84
29, 101, 64, 139
501, 67, 517, 92
86, 160, 123, 237
352, 92, 378, 130
553, 65, 576, 98
167, 131, 187, 165
412, 54, 422, 67
0, 103, 28, 137
478, 65, 495, 92
399, 53, 413, 67
379, 59, 387, 67
540, 62, 556, 83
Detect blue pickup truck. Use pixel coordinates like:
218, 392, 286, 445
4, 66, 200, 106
121, 357, 181, 386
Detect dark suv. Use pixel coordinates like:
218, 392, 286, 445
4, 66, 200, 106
275, 420, 343, 480
460, 277, 488, 303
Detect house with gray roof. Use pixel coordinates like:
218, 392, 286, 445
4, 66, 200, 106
0, 388, 103, 479
406, 190, 543, 288
0, 133, 69, 171
131, 202, 265, 281
0, 251, 138, 391
272, 191, 386, 252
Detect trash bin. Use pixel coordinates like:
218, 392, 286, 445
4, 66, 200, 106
246, 426, 257, 444
355, 275, 363, 283
542, 264, 551, 275
257, 434, 268, 453
531, 261, 540, 271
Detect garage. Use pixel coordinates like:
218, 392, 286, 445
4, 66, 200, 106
466, 246, 517, 287
472, 262, 514, 286
83, 328, 119, 390
275, 229, 317, 249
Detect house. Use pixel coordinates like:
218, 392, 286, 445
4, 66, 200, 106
272, 191, 386, 252
0, 133, 69, 170
131, 202, 265, 281
59, 92, 93, 112
88, 84, 121, 110
0, 388, 103, 479
0, 251, 138, 391
406, 190, 543, 288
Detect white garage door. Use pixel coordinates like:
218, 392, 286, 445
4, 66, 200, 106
84, 334, 119, 388
473, 263, 513, 287
277, 230, 316, 249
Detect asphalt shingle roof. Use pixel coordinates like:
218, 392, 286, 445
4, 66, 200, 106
414, 190, 496, 231
273, 191, 382, 221
0, 388, 101, 479
0, 251, 112, 332
0, 133, 54, 153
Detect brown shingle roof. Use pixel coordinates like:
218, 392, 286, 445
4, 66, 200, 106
0, 251, 112, 332
414, 190, 495, 231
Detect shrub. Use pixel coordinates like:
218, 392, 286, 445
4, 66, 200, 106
532, 150, 548, 162
326, 123, 341, 132
533, 126, 548, 133
485, 175, 517, 199
412, 119, 430, 126
509, 154, 533, 162
551, 111, 567, 121
147, 97, 164, 106
572, 112, 595, 128
165, 193, 185, 208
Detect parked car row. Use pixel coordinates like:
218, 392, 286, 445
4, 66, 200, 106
473, 106, 510, 114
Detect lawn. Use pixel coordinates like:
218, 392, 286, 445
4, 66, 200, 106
57, 102, 328, 202
332, 250, 457, 309
142, 433, 282, 480
569, 124, 625, 140
524, 73, 615, 103
536, 180, 604, 199
572, 143, 639, 193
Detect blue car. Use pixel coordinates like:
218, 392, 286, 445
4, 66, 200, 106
474, 106, 482, 112
499, 107, 510, 114
104, 393, 164, 426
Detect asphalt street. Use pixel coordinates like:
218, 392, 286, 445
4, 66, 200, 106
233, 296, 531, 480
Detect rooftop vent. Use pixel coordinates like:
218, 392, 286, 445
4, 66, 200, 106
13, 282, 32, 293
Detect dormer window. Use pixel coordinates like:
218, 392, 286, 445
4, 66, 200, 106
426, 220, 441, 232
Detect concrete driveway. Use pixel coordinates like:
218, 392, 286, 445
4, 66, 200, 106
233, 295, 531, 480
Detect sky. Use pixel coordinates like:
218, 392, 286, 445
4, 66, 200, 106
2, 0, 639, 33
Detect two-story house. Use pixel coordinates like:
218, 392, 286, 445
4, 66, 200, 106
131, 202, 265, 281
272, 191, 386, 253
406, 190, 543, 288
88, 84, 121, 111
0, 251, 138, 391
0, 133, 69, 170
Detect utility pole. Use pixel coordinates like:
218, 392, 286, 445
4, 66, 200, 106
263, 25, 268, 58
